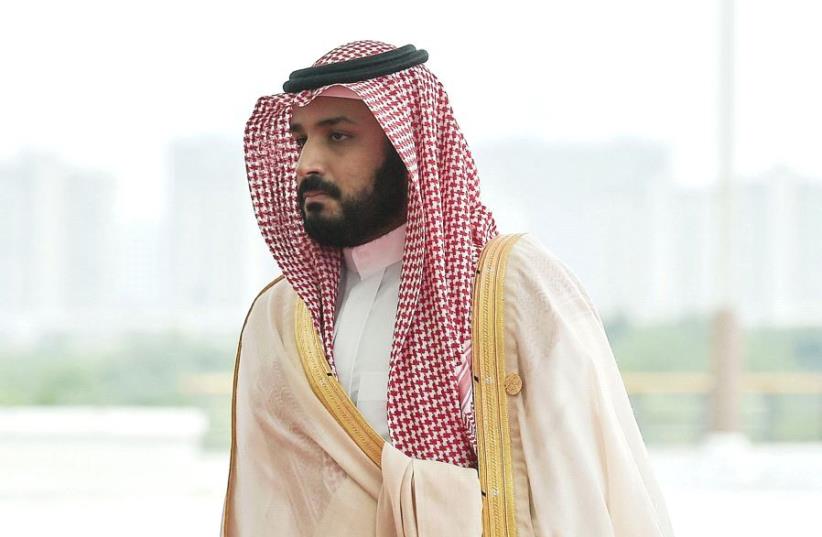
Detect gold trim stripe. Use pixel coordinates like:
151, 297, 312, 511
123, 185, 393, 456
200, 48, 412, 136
473, 233, 524, 537
294, 298, 385, 467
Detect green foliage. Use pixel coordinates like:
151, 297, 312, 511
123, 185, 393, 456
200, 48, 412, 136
745, 327, 822, 371
1, 319, 821, 446
604, 317, 822, 373
0, 332, 235, 406
605, 315, 711, 372
629, 394, 707, 443
603, 317, 822, 443
745, 394, 822, 441
0, 332, 236, 450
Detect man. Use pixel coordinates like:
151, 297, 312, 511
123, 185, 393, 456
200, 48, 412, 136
222, 41, 674, 537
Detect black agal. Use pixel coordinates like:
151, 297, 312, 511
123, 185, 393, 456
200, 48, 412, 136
282, 44, 429, 93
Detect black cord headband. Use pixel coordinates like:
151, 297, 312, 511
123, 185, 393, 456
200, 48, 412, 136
282, 44, 429, 93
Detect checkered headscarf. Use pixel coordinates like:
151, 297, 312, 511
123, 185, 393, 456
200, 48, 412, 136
245, 41, 497, 467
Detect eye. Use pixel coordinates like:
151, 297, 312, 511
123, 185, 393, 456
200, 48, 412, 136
329, 132, 350, 142
294, 136, 307, 147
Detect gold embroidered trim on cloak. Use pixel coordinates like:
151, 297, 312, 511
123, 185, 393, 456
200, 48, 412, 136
473, 233, 524, 537
295, 297, 385, 468
223, 275, 285, 537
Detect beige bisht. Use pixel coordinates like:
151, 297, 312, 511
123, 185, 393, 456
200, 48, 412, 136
221, 234, 674, 537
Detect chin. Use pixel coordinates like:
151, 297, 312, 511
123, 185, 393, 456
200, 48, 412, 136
304, 199, 342, 216
303, 211, 343, 231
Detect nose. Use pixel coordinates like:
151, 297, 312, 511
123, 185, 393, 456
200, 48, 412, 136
295, 140, 326, 183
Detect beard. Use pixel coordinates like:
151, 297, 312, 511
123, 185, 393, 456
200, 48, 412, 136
298, 141, 408, 248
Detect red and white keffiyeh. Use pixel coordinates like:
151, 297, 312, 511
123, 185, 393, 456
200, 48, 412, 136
244, 41, 498, 468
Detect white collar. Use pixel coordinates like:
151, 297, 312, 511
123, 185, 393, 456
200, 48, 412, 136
342, 224, 407, 279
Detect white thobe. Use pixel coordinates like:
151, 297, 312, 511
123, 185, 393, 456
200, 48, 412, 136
333, 224, 406, 441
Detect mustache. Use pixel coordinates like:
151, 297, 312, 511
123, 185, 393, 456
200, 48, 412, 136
298, 174, 341, 202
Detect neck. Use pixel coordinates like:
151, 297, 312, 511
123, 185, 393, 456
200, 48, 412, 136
342, 222, 407, 278
348, 214, 407, 247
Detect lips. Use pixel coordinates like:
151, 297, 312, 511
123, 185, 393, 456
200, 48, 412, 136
303, 191, 329, 200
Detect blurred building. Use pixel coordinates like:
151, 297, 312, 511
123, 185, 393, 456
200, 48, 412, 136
164, 136, 276, 333
3, 142, 820, 338
475, 140, 822, 327
795, 178, 822, 322
0, 153, 115, 340
666, 185, 716, 319
475, 138, 674, 322
105, 220, 170, 332
732, 166, 822, 326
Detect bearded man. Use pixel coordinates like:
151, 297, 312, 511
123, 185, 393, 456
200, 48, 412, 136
221, 41, 674, 537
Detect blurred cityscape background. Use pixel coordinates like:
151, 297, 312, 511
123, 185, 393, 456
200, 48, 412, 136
1, 0, 821, 535
3, 132, 822, 445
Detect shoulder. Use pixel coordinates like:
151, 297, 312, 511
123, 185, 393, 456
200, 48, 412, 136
498, 234, 610, 383
503, 233, 601, 324
239, 274, 296, 338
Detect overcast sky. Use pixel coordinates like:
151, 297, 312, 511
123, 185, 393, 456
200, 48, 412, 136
2, 0, 820, 219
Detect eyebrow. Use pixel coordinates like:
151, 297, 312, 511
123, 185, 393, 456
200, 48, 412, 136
289, 115, 357, 132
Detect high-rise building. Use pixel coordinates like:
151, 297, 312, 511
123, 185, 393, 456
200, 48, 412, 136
732, 167, 822, 326
165, 136, 276, 332
794, 179, 822, 324
667, 185, 717, 319
475, 140, 822, 326
0, 153, 115, 337
3, 142, 818, 338
474, 138, 673, 322
658, 166, 822, 326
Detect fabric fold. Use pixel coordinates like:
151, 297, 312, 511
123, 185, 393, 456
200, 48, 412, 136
376, 443, 482, 537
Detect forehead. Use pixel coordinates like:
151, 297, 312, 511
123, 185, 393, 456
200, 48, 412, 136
290, 96, 382, 130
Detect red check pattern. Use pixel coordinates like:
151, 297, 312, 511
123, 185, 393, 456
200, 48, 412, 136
244, 41, 497, 468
